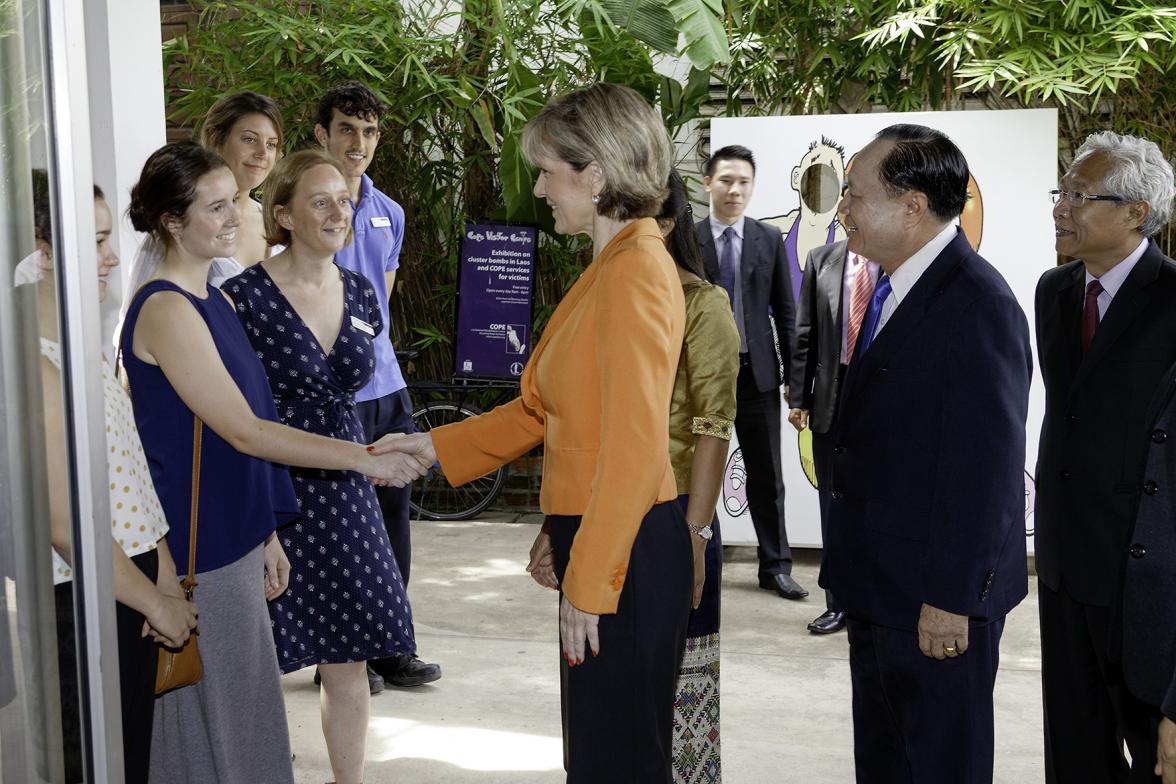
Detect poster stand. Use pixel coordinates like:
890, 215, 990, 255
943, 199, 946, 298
453, 222, 538, 381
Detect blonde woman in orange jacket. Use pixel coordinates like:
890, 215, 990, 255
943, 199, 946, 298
372, 82, 692, 781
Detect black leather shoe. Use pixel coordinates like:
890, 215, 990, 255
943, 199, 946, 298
758, 573, 809, 600
807, 610, 846, 634
372, 654, 442, 688
312, 665, 386, 695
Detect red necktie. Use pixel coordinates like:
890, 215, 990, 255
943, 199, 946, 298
844, 255, 875, 360
1082, 279, 1104, 354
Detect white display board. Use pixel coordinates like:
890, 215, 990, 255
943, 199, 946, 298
710, 109, 1057, 551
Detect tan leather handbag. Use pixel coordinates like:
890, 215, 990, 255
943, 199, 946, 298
154, 417, 204, 695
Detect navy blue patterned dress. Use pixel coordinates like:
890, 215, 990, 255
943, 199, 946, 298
224, 264, 415, 673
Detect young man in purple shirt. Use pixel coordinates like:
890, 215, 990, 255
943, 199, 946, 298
315, 81, 441, 690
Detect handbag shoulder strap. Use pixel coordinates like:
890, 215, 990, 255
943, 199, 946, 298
183, 417, 202, 592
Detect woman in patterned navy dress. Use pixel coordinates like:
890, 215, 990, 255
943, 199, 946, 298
224, 150, 415, 784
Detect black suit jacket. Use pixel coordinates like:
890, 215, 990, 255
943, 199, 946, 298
1121, 361, 1176, 720
696, 217, 795, 393
790, 240, 848, 434
1034, 241, 1176, 607
821, 230, 1033, 630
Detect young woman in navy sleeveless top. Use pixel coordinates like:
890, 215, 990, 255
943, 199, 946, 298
119, 142, 427, 784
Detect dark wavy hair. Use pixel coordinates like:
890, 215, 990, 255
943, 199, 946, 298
874, 124, 969, 220
199, 91, 284, 152
316, 81, 386, 130
657, 169, 708, 281
128, 141, 229, 244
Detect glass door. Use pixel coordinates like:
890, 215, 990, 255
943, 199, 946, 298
1, 0, 124, 781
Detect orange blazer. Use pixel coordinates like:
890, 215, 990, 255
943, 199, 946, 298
432, 218, 685, 614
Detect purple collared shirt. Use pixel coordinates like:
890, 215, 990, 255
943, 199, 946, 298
334, 174, 407, 402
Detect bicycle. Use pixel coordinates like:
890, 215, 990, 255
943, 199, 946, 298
407, 396, 508, 520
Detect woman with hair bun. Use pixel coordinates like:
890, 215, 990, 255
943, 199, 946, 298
657, 169, 739, 784
371, 82, 692, 780
119, 141, 426, 782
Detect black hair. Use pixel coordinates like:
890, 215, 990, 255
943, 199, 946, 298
32, 168, 51, 245
31, 171, 107, 249
874, 124, 969, 220
128, 141, 229, 243
316, 81, 386, 131
657, 169, 709, 281
704, 144, 756, 177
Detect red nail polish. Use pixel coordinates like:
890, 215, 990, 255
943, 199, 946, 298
366, 446, 374, 453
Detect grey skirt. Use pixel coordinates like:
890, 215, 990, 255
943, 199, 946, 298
149, 544, 293, 784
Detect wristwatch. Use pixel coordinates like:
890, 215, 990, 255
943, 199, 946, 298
686, 521, 714, 541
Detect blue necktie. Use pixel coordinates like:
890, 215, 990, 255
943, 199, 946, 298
718, 226, 738, 307
852, 273, 892, 363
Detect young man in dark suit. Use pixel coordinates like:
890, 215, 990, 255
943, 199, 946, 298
825, 125, 1032, 781
788, 239, 880, 634
695, 145, 805, 600
1034, 131, 1176, 782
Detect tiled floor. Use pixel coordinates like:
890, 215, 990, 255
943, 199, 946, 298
286, 515, 1044, 783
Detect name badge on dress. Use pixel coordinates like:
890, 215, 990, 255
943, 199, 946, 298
350, 315, 375, 336
370, 216, 391, 228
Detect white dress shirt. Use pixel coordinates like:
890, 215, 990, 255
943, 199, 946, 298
875, 223, 959, 338
841, 252, 880, 361
1084, 237, 1148, 319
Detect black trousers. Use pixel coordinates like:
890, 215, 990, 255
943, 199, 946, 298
734, 363, 791, 576
355, 388, 415, 584
56, 549, 159, 784
550, 502, 692, 783
811, 429, 840, 613
846, 614, 1004, 784
1039, 581, 1160, 783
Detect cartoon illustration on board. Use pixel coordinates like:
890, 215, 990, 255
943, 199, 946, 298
722, 448, 749, 517
763, 137, 849, 304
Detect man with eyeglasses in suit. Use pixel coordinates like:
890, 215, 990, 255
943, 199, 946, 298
1035, 131, 1176, 782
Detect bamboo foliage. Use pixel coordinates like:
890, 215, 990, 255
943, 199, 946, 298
165, 0, 725, 379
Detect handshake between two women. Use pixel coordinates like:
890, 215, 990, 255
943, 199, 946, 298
363, 432, 437, 488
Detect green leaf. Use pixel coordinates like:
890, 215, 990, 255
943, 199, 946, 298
665, 0, 731, 69
595, 0, 680, 53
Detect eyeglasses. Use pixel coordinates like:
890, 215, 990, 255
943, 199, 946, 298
1048, 190, 1126, 207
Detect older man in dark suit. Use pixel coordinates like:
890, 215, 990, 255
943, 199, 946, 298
1035, 130, 1176, 783
788, 239, 880, 634
824, 124, 1032, 782
695, 145, 805, 599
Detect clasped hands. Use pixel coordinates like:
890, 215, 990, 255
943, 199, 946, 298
364, 432, 437, 487
526, 526, 600, 665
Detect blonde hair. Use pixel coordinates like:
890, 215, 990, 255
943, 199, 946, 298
521, 82, 671, 221
262, 149, 350, 246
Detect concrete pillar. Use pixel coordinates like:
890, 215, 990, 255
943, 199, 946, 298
83, 0, 167, 345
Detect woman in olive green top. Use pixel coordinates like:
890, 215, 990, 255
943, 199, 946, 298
658, 171, 740, 784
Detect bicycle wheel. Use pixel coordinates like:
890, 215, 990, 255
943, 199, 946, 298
409, 399, 508, 521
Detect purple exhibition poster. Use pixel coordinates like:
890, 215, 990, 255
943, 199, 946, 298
453, 222, 537, 379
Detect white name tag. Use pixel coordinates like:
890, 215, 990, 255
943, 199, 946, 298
350, 315, 375, 336
370, 216, 391, 228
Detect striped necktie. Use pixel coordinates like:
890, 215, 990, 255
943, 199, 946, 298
844, 255, 876, 360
